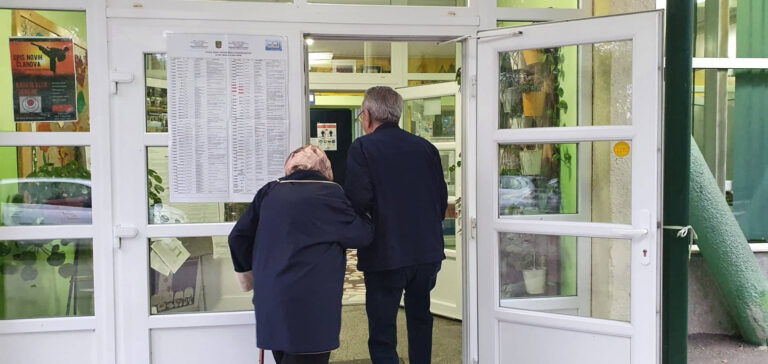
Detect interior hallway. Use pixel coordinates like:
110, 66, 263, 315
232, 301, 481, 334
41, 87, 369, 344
332, 305, 462, 364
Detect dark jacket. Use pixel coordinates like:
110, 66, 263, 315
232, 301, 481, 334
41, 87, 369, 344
344, 122, 448, 272
228, 170, 373, 354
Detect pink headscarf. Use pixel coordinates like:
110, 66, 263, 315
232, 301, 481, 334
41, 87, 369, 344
284, 145, 334, 181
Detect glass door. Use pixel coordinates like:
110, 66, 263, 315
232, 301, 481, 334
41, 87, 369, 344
397, 82, 462, 319
476, 11, 663, 364
108, 19, 302, 364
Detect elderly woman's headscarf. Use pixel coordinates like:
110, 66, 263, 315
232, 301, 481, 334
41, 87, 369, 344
284, 145, 334, 181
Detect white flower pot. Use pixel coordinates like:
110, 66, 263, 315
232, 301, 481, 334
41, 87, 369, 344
520, 149, 543, 176
523, 269, 546, 295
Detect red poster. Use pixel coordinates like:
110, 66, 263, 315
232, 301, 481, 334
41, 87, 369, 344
9, 37, 78, 122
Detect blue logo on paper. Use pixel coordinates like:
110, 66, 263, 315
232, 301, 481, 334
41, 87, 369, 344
265, 39, 282, 51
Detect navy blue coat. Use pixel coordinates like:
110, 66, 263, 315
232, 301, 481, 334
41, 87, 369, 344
344, 122, 448, 272
228, 170, 373, 354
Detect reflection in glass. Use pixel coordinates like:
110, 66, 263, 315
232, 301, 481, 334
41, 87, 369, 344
0, 146, 91, 226
407, 42, 460, 74
497, 0, 576, 9
498, 41, 632, 129
149, 236, 251, 315
499, 233, 630, 322
308, 0, 466, 6
694, 0, 738, 59
403, 95, 456, 142
308, 40, 392, 74
0, 238, 94, 319
498, 141, 632, 224
147, 147, 249, 224
145, 53, 168, 133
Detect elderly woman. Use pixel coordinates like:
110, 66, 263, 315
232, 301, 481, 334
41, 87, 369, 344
228, 145, 373, 364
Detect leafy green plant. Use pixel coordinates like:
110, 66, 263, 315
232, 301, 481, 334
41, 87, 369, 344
147, 169, 164, 207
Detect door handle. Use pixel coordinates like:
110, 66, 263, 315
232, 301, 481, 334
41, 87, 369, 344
114, 224, 138, 249
110, 71, 135, 94
610, 227, 648, 239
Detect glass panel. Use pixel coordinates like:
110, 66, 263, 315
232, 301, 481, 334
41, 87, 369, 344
407, 43, 459, 74
308, 0, 466, 6
694, 0, 738, 58
403, 95, 456, 142
0, 146, 91, 226
0, 238, 93, 319
147, 147, 249, 224
439, 149, 457, 196
308, 40, 392, 74
145, 53, 168, 133
497, 21, 533, 28
498, 141, 632, 224
499, 233, 630, 322
149, 236, 252, 314
0, 9, 90, 133
498, 41, 632, 129
497, 0, 577, 8
693, 68, 768, 242
443, 203, 457, 251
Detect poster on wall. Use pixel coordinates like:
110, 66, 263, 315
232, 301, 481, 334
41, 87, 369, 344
167, 33, 289, 203
9, 37, 78, 123
317, 123, 337, 151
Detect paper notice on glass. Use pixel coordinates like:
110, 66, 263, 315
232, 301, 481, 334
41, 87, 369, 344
150, 238, 191, 274
150, 250, 172, 276
317, 123, 337, 151
167, 33, 289, 203
211, 236, 231, 260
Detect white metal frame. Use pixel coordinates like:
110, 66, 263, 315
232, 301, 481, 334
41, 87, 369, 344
0, 1, 116, 364
0, 1, 660, 364
397, 81, 463, 319
476, 11, 663, 364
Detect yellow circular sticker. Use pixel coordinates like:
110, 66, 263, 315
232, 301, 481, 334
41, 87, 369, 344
614, 142, 631, 158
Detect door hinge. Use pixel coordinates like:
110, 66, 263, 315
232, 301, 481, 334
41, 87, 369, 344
470, 217, 477, 240
472, 358, 478, 364
110, 71, 135, 95
113, 224, 138, 249
471, 75, 477, 98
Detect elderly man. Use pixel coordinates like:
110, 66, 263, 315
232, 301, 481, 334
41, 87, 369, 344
345, 86, 448, 364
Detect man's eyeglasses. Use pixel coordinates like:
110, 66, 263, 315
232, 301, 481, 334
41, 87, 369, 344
356, 110, 364, 122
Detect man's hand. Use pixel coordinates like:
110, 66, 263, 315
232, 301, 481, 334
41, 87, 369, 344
235, 271, 254, 292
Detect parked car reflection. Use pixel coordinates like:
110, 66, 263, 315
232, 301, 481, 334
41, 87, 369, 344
499, 175, 537, 215
1, 178, 92, 225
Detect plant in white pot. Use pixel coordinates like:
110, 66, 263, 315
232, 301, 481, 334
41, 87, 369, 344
501, 236, 547, 296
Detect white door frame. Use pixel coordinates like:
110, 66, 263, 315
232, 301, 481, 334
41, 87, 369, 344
397, 81, 463, 319
476, 11, 663, 364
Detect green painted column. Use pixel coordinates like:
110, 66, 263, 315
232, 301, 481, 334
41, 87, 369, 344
690, 138, 768, 345
663, 1, 694, 363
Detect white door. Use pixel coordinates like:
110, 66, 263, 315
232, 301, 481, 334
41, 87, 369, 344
398, 82, 462, 319
476, 11, 663, 364
108, 19, 303, 364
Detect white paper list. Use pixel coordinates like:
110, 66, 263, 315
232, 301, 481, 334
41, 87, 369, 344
168, 34, 289, 203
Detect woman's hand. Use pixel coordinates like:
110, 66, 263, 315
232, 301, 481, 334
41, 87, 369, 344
235, 271, 254, 292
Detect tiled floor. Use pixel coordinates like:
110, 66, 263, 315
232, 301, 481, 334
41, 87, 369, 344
343, 250, 366, 304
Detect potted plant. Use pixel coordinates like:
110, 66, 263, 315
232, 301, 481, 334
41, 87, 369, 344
522, 49, 543, 65
519, 146, 543, 176
518, 73, 546, 118
501, 236, 547, 295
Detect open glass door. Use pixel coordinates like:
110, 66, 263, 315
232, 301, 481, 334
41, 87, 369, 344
477, 11, 663, 364
397, 82, 462, 319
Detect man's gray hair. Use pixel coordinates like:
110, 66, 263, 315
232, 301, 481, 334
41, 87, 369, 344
362, 86, 403, 124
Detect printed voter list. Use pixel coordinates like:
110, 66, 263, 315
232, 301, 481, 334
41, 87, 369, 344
167, 33, 289, 203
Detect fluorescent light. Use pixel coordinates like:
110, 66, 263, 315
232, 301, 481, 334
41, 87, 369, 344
308, 52, 333, 61
305, 38, 314, 46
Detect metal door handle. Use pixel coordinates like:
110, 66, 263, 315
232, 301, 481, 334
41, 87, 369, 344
114, 224, 138, 249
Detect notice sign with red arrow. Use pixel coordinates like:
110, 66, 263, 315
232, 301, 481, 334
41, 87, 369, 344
9, 37, 78, 123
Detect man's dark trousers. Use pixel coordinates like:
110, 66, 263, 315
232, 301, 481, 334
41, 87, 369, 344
365, 262, 442, 364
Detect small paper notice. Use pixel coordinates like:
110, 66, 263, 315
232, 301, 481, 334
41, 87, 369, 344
317, 123, 337, 151
212, 236, 231, 260
150, 238, 191, 275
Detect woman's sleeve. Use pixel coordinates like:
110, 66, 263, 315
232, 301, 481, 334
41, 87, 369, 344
330, 188, 374, 249
228, 183, 273, 272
